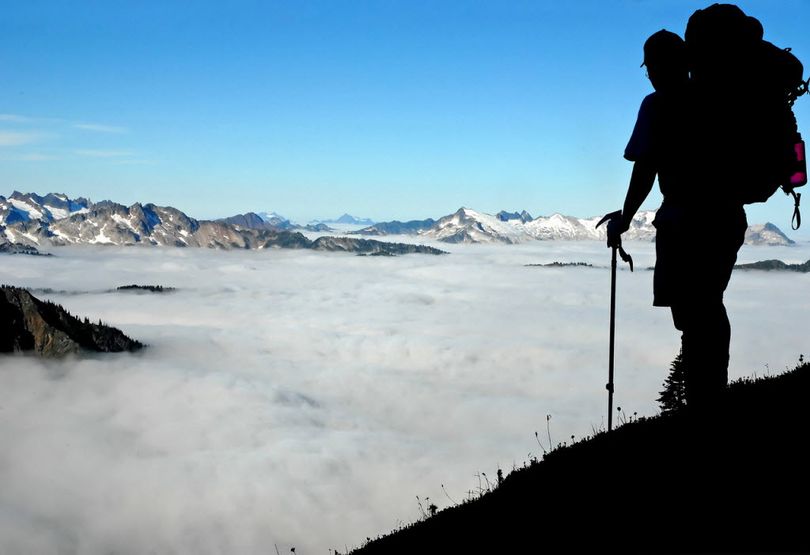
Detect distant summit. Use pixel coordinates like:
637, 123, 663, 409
216, 212, 280, 230
744, 223, 795, 246
256, 211, 287, 222
0, 285, 144, 357
219, 212, 332, 233
316, 214, 375, 226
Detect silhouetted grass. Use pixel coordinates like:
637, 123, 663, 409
349, 360, 810, 554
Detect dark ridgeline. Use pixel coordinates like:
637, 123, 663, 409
116, 284, 177, 293
350, 218, 437, 236
0, 285, 143, 356
349, 362, 810, 554
308, 235, 446, 255
735, 258, 810, 272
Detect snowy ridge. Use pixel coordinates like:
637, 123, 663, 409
413, 207, 658, 243
0, 193, 795, 248
355, 206, 792, 246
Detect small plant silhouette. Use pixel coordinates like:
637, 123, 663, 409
658, 349, 687, 413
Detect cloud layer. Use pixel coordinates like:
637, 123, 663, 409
0, 241, 808, 553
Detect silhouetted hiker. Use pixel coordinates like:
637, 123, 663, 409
608, 27, 748, 412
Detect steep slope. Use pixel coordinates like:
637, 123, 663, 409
0, 286, 144, 357
350, 364, 810, 554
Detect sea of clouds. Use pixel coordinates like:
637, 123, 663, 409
1, 239, 808, 554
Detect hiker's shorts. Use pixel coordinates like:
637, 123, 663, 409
652, 203, 747, 307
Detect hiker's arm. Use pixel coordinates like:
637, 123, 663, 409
620, 160, 656, 231
607, 160, 655, 248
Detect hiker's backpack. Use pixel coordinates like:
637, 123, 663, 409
686, 3, 809, 228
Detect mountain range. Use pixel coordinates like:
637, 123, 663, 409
0, 192, 444, 255
351, 207, 795, 246
0, 192, 795, 249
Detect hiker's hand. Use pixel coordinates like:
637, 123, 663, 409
606, 218, 625, 249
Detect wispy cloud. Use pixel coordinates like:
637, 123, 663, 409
0, 114, 34, 123
74, 149, 135, 158
0, 131, 43, 146
112, 159, 156, 166
0, 152, 59, 161
73, 122, 128, 134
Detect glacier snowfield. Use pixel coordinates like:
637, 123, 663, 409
1, 241, 808, 553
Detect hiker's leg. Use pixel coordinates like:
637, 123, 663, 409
676, 207, 745, 410
671, 301, 729, 410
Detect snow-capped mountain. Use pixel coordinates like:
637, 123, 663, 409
0, 191, 90, 225
354, 207, 790, 246
421, 208, 533, 244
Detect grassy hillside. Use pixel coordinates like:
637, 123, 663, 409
350, 362, 810, 554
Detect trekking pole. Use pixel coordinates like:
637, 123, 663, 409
596, 211, 633, 432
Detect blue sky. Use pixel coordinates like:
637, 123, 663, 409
1, 0, 809, 233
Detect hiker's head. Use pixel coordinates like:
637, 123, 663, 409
642, 29, 688, 91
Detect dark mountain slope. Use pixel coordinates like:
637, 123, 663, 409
0, 286, 144, 357
351, 363, 810, 554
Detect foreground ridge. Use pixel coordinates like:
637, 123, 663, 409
350, 363, 810, 554
0, 285, 144, 356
